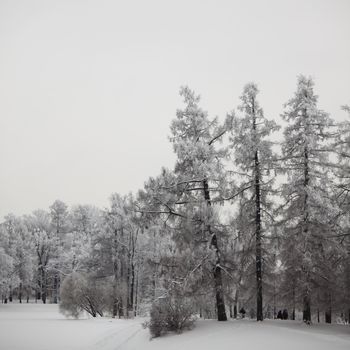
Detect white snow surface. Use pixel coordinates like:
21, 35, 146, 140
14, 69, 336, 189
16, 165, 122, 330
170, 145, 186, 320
0, 303, 349, 350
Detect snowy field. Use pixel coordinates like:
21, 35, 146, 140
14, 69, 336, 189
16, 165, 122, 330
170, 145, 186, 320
0, 304, 349, 350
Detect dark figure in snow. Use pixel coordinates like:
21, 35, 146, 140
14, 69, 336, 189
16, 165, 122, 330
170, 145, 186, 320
277, 310, 282, 319
282, 309, 288, 320
239, 307, 246, 318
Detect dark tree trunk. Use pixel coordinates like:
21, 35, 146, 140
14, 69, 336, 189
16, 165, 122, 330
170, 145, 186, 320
36, 269, 42, 302
41, 268, 47, 304
118, 300, 124, 318
254, 150, 263, 321
273, 278, 276, 319
130, 230, 138, 316
127, 232, 136, 316
53, 274, 59, 304
112, 228, 119, 318
129, 261, 135, 315
213, 262, 227, 321
234, 289, 238, 319
36, 288, 40, 302
120, 227, 126, 318
325, 293, 332, 323
252, 103, 263, 322
134, 267, 139, 317
203, 179, 227, 321
303, 295, 311, 323
19, 283, 22, 303
126, 261, 131, 314
302, 109, 311, 324
292, 286, 295, 320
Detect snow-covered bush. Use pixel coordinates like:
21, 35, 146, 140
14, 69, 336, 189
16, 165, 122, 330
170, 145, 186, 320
149, 295, 197, 338
59, 272, 105, 318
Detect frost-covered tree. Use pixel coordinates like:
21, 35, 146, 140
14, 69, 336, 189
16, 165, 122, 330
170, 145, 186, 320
140, 87, 232, 321
0, 215, 34, 303
230, 83, 279, 321
0, 249, 15, 303
137, 178, 184, 309
57, 231, 92, 275
69, 205, 100, 236
25, 210, 58, 303
49, 200, 68, 236
0, 223, 16, 302
13, 219, 34, 303
279, 76, 338, 323
91, 193, 142, 318
333, 105, 350, 322
49, 200, 69, 303
171, 87, 233, 321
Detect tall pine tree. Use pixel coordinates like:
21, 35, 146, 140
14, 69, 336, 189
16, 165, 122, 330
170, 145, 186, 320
230, 83, 279, 321
280, 76, 336, 323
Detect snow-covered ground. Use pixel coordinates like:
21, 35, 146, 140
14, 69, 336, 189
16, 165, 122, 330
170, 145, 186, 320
0, 303, 349, 350
0, 303, 141, 350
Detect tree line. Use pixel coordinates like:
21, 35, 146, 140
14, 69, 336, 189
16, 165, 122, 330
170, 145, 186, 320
0, 76, 349, 326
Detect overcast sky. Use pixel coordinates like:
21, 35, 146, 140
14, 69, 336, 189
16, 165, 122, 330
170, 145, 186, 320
0, 0, 349, 219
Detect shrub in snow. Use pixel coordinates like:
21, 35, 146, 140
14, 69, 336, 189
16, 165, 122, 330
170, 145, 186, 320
239, 307, 246, 318
149, 294, 196, 338
59, 272, 105, 318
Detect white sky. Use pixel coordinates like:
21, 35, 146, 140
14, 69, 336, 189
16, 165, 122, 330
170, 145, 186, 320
0, 0, 349, 219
